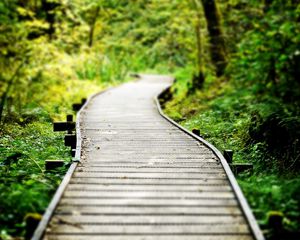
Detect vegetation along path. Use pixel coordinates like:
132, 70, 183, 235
33, 75, 264, 240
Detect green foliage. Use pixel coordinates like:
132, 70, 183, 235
238, 175, 300, 236
0, 122, 70, 237
229, 0, 300, 102
1, 0, 299, 239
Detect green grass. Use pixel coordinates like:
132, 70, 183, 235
0, 121, 70, 238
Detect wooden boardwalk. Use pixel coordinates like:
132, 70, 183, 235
36, 75, 264, 240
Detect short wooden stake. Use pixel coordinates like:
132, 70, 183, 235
64, 134, 76, 148
66, 115, 74, 134
71, 149, 76, 157
66, 114, 73, 122
192, 129, 200, 136
268, 211, 284, 230
72, 103, 82, 111
223, 150, 233, 163
45, 160, 64, 171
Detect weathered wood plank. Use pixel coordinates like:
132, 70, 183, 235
78, 162, 222, 167
72, 172, 227, 179
66, 184, 232, 192
45, 235, 253, 240
59, 198, 238, 206
50, 215, 246, 224
69, 178, 229, 185
63, 190, 235, 198
47, 224, 250, 234
81, 159, 221, 163
55, 206, 242, 215
75, 166, 225, 173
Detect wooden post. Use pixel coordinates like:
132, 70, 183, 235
45, 160, 64, 171
66, 114, 73, 122
72, 103, 82, 111
64, 134, 76, 148
192, 129, 200, 136
268, 211, 283, 232
66, 115, 73, 134
71, 149, 76, 157
223, 150, 233, 163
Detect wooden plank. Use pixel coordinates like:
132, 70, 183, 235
82, 159, 220, 163
66, 184, 232, 192
55, 206, 242, 216
63, 190, 235, 199
78, 162, 222, 167
59, 198, 238, 206
69, 178, 229, 185
47, 224, 250, 234
72, 172, 227, 179
75, 166, 225, 173
86, 153, 216, 157
50, 215, 246, 224
46, 235, 253, 240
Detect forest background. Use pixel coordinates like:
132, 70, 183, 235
0, 0, 299, 239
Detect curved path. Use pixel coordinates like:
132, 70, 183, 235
41, 75, 263, 240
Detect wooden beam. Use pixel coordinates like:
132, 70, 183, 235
53, 122, 75, 132
45, 160, 64, 171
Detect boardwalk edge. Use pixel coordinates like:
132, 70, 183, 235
31, 88, 110, 240
154, 84, 265, 240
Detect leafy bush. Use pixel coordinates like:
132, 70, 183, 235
248, 110, 300, 173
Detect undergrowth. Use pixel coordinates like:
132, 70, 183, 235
164, 68, 300, 239
0, 122, 69, 238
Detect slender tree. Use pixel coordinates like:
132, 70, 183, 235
191, 0, 205, 90
0, 63, 24, 123
200, 0, 227, 77
41, 0, 58, 40
88, 6, 100, 47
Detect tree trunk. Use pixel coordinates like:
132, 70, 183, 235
200, 0, 227, 77
0, 63, 24, 123
190, 0, 205, 91
88, 6, 100, 48
42, 0, 58, 40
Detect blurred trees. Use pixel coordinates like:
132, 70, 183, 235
1, 0, 299, 117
